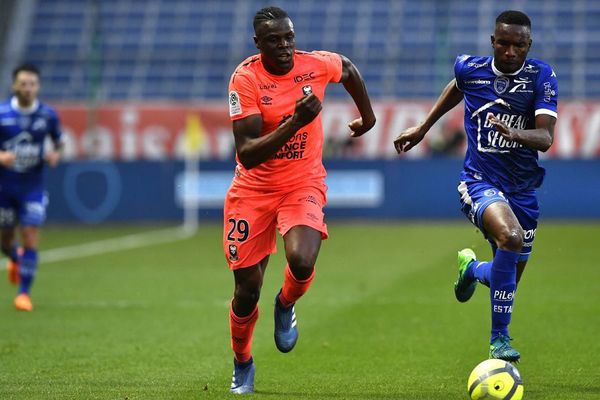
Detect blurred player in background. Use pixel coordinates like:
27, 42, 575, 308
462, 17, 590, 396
225, 6, 375, 394
0, 64, 63, 311
394, 10, 557, 362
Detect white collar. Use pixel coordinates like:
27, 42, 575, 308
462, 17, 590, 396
10, 96, 39, 115
491, 58, 525, 76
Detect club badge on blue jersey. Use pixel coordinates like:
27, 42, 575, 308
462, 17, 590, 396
493, 76, 510, 94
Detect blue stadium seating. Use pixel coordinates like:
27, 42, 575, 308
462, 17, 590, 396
20, 0, 600, 100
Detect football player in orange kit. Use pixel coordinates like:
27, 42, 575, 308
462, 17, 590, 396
224, 6, 376, 394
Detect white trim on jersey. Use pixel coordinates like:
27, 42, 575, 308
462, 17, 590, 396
455, 79, 464, 92
534, 108, 558, 118
10, 96, 39, 115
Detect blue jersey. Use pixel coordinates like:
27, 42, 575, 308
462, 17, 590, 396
0, 97, 62, 188
454, 55, 558, 193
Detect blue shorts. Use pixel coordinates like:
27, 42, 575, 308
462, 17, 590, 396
457, 174, 539, 262
0, 187, 48, 228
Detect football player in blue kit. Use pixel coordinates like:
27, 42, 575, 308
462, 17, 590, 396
0, 64, 63, 311
394, 10, 558, 362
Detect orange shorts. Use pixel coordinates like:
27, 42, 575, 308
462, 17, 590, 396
223, 183, 328, 270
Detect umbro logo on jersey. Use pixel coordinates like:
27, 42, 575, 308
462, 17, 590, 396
260, 96, 273, 105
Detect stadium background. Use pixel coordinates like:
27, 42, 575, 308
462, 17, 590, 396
1, 0, 598, 223
1, 1, 599, 399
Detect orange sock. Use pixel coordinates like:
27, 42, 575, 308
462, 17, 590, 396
230, 302, 259, 363
279, 264, 315, 308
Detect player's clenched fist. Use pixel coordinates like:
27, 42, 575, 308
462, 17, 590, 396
45, 151, 61, 167
0, 151, 16, 167
348, 116, 376, 138
292, 93, 322, 127
487, 115, 517, 142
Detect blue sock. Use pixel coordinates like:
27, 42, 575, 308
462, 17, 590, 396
490, 249, 519, 342
468, 261, 492, 287
19, 248, 38, 295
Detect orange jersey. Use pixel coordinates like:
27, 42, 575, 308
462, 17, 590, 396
228, 50, 343, 190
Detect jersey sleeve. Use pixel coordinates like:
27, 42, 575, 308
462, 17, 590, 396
228, 70, 260, 120
453, 55, 471, 92
534, 65, 558, 118
49, 110, 63, 142
313, 51, 343, 83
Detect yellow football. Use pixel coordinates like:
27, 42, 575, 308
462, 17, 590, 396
468, 359, 524, 400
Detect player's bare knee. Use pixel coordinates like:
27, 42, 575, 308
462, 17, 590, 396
235, 284, 261, 307
21, 228, 39, 248
497, 229, 524, 252
287, 251, 316, 279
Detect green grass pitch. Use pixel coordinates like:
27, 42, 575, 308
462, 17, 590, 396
1, 222, 599, 399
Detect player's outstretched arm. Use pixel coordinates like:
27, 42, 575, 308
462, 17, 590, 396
233, 94, 322, 169
394, 79, 464, 153
488, 114, 555, 152
339, 55, 376, 137
46, 139, 64, 167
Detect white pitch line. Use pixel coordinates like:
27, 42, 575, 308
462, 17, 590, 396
0, 226, 195, 268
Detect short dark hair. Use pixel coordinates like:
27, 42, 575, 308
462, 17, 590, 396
496, 10, 531, 29
12, 63, 40, 81
253, 6, 289, 33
